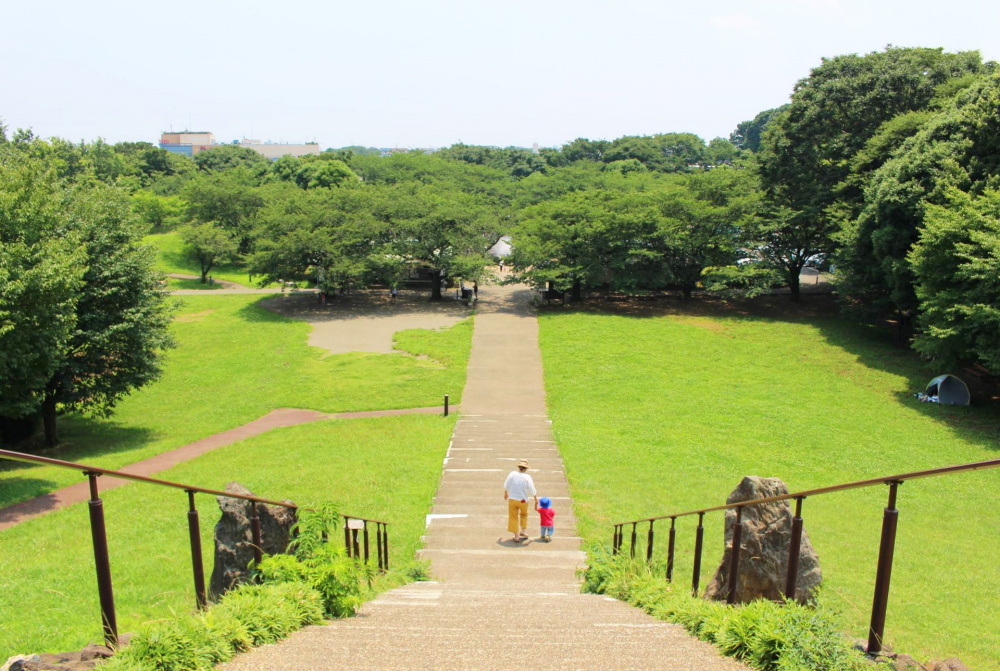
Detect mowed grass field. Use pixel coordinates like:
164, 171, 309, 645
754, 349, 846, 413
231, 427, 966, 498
0, 414, 452, 658
0, 294, 472, 508
537, 301, 999, 670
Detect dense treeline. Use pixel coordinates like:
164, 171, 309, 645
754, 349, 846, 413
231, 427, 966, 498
4, 43, 1000, 446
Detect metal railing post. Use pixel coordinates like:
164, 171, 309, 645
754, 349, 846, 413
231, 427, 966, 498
376, 523, 385, 571
726, 506, 744, 605
784, 497, 805, 601
666, 517, 676, 582
692, 512, 705, 596
444, 394, 449, 417
250, 502, 263, 565
646, 520, 655, 563
382, 525, 390, 571
186, 490, 207, 609
363, 522, 370, 564
630, 522, 637, 559
867, 481, 902, 655
612, 525, 621, 555
352, 528, 360, 557
344, 517, 353, 557
86, 473, 118, 647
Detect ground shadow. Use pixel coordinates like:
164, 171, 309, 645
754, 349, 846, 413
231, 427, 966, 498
537, 291, 999, 452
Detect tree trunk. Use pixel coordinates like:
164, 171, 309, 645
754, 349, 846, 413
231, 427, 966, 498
430, 270, 443, 301
682, 286, 693, 300
788, 267, 801, 302
571, 278, 582, 302
42, 394, 58, 448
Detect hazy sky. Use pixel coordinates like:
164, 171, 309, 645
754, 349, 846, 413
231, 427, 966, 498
3, 0, 998, 150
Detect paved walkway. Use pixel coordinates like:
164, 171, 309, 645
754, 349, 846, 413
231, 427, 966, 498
219, 281, 748, 670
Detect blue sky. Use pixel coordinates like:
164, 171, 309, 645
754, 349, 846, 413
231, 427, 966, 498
3, 0, 998, 149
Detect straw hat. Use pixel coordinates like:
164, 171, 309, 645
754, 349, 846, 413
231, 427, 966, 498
517, 459, 529, 469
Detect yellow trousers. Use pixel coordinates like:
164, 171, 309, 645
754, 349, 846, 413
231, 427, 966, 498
507, 499, 529, 534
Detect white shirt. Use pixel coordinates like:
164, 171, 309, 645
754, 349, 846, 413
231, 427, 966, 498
504, 470, 537, 501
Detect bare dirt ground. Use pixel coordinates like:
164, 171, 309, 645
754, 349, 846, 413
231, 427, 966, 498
259, 289, 473, 354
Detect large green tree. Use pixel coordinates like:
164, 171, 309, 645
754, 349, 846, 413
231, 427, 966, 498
909, 188, 1000, 370
0, 153, 85, 438
838, 71, 1000, 325
0, 147, 174, 446
755, 46, 989, 300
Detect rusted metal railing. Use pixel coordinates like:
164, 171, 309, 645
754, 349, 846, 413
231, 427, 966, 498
611, 458, 1000, 656
0, 448, 391, 648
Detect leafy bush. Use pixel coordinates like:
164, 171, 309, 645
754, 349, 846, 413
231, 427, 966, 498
99, 582, 323, 671
581, 547, 880, 671
254, 502, 369, 617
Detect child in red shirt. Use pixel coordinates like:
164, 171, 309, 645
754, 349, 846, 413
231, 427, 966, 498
536, 496, 555, 542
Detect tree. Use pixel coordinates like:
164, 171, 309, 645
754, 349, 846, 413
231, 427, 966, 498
729, 107, 785, 153
183, 172, 265, 253
39, 185, 175, 445
194, 144, 270, 178
390, 185, 498, 300
658, 168, 756, 298
909, 188, 1000, 371
0, 153, 85, 437
181, 222, 239, 283
837, 71, 1000, 322
755, 46, 989, 300
248, 187, 388, 292
1, 150, 174, 446
131, 189, 185, 230
293, 158, 359, 189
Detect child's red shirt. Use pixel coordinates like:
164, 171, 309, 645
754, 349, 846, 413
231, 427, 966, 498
538, 508, 555, 526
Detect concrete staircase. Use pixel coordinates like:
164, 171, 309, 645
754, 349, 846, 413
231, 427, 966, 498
218, 283, 747, 670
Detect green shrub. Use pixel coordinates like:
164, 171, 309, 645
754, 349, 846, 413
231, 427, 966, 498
254, 502, 369, 618
581, 550, 879, 671
99, 582, 323, 671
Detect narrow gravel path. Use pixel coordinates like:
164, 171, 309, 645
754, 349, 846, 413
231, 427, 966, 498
217, 279, 749, 670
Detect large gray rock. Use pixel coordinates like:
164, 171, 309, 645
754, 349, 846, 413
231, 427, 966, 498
209, 482, 297, 598
704, 476, 821, 604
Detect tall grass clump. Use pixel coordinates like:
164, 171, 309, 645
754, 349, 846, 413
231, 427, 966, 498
582, 547, 879, 671
98, 582, 324, 671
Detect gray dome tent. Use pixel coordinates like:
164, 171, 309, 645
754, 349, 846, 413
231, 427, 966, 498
925, 375, 970, 406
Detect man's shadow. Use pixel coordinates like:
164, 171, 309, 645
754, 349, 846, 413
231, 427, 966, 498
496, 537, 534, 547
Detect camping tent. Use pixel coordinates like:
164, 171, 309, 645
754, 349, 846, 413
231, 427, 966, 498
925, 375, 970, 406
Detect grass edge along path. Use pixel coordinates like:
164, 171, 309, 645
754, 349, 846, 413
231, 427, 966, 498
0, 413, 453, 660
537, 306, 1000, 671
0, 294, 473, 509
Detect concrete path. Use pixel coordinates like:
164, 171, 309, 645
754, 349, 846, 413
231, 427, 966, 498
219, 281, 748, 670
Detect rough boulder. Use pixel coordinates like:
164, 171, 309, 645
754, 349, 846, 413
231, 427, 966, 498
209, 481, 297, 598
704, 476, 821, 604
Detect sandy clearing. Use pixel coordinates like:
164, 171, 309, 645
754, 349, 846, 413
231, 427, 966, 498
259, 291, 471, 354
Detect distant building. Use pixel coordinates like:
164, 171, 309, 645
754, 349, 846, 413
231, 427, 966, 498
159, 131, 216, 156
158, 131, 321, 160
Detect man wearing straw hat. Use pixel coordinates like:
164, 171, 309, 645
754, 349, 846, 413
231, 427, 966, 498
503, 459, 537, 542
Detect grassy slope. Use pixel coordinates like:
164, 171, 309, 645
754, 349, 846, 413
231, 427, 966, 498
0, 414, 451, 658
538, 306, 999, 670
0, 294, 472, 508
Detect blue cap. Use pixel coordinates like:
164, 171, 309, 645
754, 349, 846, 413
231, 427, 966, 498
539, 497, 551, 508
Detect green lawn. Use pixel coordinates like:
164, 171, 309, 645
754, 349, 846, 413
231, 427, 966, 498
538, 302, 999, 670
143, 231, 255, 286
0, 294, 472, 508
0, 414, 452, 659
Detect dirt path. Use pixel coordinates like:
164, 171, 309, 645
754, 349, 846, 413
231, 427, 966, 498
0, 406, 446, 532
